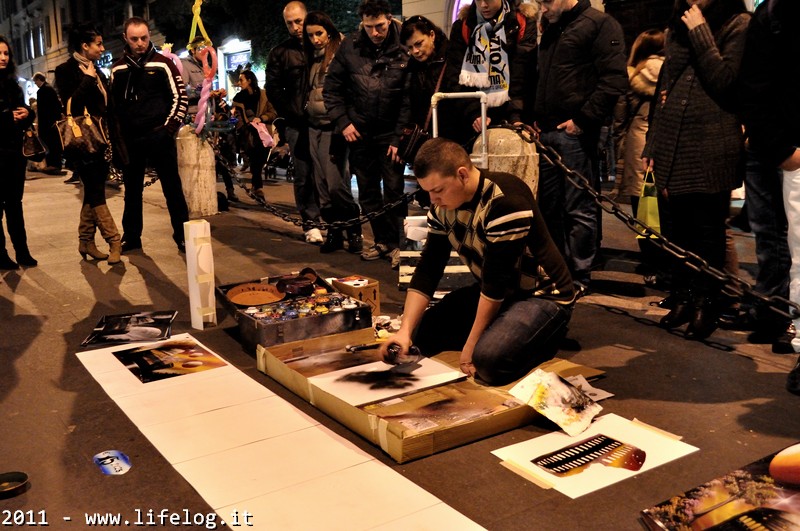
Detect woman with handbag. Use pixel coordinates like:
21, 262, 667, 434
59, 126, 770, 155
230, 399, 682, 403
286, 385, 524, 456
54, 23, 121, 264
303, 11, 361, 254
0, 35, 37, 270
231, 70, 277, 200
642, 0, 750, 339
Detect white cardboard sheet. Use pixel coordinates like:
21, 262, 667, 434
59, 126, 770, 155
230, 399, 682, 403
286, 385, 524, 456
491, 413, 698, 499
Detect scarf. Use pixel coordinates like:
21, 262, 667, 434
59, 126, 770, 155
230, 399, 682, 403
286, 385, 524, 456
459, 0, 511, 107
73, 51, 107, 106
122, 42, 156, 102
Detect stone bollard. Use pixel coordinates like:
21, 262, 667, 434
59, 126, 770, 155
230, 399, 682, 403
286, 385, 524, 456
473, 128, 539, 199
177, 125, 218, 218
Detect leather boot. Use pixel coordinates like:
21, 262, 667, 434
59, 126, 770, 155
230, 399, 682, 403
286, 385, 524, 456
0, 251, 18, 270
687, 296, 720, 340
659, 291, 693, 329
320, 206, 344, 253
94, 204, 121, 264
78, 204, 108, 260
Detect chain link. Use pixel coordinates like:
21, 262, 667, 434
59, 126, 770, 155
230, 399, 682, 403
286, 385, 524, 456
213, 145, 416, 231
504, 125, 800, 321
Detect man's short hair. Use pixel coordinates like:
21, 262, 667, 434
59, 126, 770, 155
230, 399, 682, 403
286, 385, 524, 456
358, 0, 392, 19
187, 35, 205, 50
32, 72, 46, 83
123, 16, 149, 35
414, 138, 473, 179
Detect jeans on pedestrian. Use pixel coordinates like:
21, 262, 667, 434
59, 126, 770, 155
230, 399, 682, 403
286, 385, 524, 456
286, 126, 321, 231
782, 166, 800, 346
414, 284, 572, 386
349, 138, 406, 248
537, 129, 599, 285
745, 149, 790, 326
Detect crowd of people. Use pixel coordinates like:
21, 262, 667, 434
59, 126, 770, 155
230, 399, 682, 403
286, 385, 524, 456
1, 0, 800, 391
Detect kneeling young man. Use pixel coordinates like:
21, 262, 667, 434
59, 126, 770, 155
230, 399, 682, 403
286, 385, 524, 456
380, 138, 576, 385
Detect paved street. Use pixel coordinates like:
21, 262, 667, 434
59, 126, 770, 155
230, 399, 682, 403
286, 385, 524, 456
1, 165, 798, 530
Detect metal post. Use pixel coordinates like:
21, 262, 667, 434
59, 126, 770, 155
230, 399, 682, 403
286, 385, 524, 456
430, 91, 489, 169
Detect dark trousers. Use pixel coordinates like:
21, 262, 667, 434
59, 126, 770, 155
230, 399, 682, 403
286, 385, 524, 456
414, 284, 572, 386
40, 123, 63, 170
286, 126, 321, 231
121, 131, 189, 245
665, 191, 730, 297
349, 138, 406, 248
0, 153, 31, 257
76, 156, 108, 207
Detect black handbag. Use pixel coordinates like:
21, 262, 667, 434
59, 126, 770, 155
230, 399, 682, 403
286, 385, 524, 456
22, 127, 47, 161
397, 63, 447, 166
56, 97, 109, 159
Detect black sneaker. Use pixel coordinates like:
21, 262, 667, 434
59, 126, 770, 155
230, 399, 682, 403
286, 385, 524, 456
772, 324, 797, 354
121, 239, 142, 253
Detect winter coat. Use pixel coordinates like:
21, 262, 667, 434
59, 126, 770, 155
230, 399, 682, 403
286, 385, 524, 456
535, 0, 627, 135
323, 20, 410, 144
265, 37, 307, 128
55, 57, 109, 118
0, 76, 33, 151
738, 0, 800, 168
643, 13, 750, 195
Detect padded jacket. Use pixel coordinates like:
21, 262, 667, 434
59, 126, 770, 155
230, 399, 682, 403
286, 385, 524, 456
265, 37, 307, 128
535, 0, 627, 134
323, 20, 410, 144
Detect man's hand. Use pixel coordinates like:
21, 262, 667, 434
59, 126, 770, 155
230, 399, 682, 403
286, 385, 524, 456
781, 148, 800, 172
12, 107, 29, 122
342, 123, 362, 143
472, 116, 492, 133
387, 145, 401, 164
459, 345, 476, 377
379, 331, 412, 363
681, 5, 706, 31
556, 119, 582, 136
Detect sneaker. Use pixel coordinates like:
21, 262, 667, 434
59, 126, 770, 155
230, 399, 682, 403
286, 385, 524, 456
304, 228, 323, 244
390, 248, 401, 270
361, 243, 391, 261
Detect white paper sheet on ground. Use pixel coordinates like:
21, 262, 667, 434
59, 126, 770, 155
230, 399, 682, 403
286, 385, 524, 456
176, 425, 373, 509
491, 413, 698, 499
76, 333, 237, 399
139, 396, 319, 464
307, 357, 465, 407
215, 459, 481, 531
115, 370, 274, 427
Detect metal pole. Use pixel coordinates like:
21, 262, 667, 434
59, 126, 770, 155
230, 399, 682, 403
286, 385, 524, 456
429, 91, 489, 169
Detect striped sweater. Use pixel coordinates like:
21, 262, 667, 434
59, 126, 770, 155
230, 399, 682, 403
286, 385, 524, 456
409, 170, 575, 304
110, 43, 188, 137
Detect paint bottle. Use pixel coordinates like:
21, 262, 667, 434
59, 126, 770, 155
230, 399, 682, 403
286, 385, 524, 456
385, 343, 423, 365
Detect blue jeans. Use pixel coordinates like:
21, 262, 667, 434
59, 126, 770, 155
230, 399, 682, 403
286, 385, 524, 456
414, 284, 572, 385
538, 130, 599, 285
745, 149, 790, 326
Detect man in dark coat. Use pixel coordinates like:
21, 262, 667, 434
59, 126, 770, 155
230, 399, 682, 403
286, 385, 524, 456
534, 0, 627, 291
324, 0, 410, 266
738, 0, 800, 394
32, 72, 64, 175
109, 16, 189, 253
265, 1, 323, 245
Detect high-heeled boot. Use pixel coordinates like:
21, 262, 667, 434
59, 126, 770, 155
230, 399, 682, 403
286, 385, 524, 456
659, 290, 694, 329
78, 204, 108, 260
94, 204, 121, 264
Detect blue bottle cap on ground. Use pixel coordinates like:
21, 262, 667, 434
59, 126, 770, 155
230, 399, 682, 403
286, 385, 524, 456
93, 450, 131, 475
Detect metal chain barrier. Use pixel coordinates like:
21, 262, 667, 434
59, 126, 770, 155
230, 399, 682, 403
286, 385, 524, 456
502, 124, 800, 320
212, 142, 416, 232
